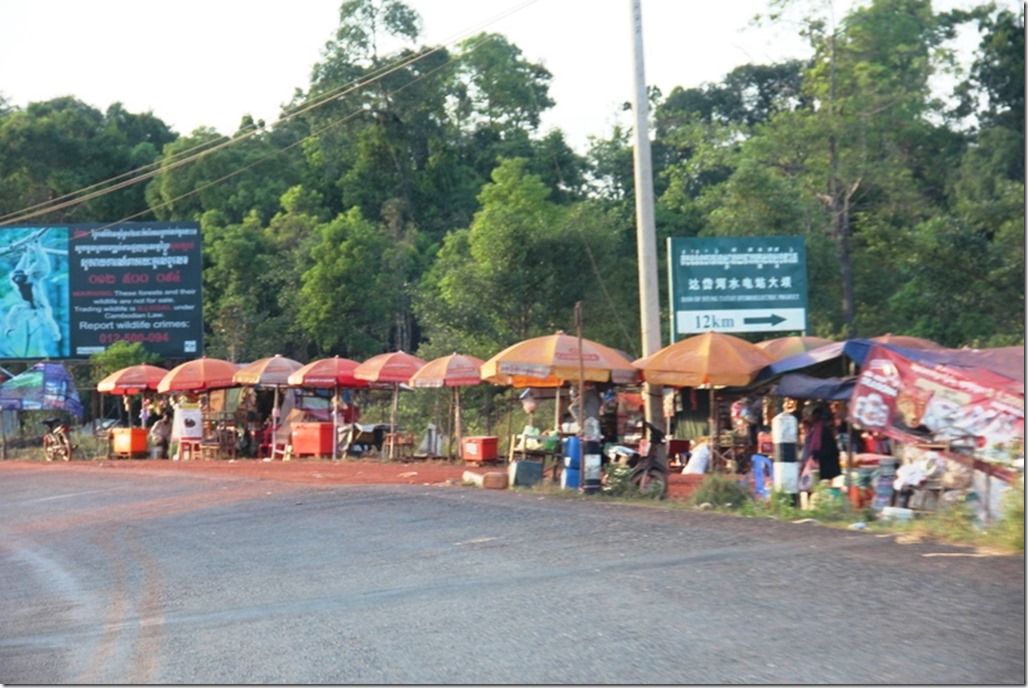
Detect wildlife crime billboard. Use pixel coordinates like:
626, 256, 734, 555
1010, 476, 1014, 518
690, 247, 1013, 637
0, 223, 203, 360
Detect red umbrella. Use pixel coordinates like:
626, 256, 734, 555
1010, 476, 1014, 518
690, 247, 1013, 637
157, 357, 240, 394
97, 364, 168, 395
355, 351, 427, 459
97, 363, 169, 428
288, 356, 369, 458
287, 356, 367, 389
410, 353, 485, 458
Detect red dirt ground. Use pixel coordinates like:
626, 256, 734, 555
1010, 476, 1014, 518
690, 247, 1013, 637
7, 457, 706, 501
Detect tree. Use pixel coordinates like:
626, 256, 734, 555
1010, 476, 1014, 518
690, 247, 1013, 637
297, 207, 403, 356
415, 158, 635, 358
0, 97, 174, 224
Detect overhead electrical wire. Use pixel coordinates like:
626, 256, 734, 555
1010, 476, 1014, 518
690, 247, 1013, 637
0, 0, 540, 229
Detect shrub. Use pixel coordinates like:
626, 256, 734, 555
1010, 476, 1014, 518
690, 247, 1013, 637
688, 473, 752, 511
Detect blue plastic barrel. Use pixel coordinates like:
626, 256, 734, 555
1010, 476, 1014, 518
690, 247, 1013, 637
563, 435, 581, 470
562, 467, 581, 489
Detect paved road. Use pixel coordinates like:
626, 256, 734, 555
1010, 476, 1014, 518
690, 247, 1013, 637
1, 464, 1023, 684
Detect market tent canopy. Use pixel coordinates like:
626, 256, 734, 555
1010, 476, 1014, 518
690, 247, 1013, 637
0, 362, 84, 419
775, 373, 856, 401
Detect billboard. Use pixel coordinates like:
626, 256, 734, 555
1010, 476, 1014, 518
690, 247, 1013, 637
0, 223, 203, 359
667, 236, 808, 338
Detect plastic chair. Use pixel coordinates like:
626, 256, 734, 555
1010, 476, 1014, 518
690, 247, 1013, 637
751, 454, 772, 500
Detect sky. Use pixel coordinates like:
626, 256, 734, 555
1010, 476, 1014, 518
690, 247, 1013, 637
0, 0, 1011, 154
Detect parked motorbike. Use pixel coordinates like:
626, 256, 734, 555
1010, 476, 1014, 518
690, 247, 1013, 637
42, 418, 75, 461
604, 420, 669, 498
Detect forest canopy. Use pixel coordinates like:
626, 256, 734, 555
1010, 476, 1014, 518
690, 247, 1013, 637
0, 0, 1022, 370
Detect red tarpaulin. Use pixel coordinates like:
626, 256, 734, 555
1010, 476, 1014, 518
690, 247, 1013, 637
849, 345, 1023, 482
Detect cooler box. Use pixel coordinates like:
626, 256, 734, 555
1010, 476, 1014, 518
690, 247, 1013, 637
112, 427, 148, 457
291, 422, 334, 457
461, 436, 498, 463
508, 460, 543, 487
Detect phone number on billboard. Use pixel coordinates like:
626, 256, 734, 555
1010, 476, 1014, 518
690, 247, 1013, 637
97, 332, 172, 344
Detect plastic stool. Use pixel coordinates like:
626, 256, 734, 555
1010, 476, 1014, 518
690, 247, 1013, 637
179, 440, 202, 461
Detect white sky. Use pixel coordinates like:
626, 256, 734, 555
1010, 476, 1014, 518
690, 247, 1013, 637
0, 0, 1012, 154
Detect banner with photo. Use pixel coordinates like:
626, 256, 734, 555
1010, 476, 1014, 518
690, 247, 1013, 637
849, 345, 1023, 479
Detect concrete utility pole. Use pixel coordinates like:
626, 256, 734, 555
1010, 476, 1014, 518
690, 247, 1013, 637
629, 0, 664, 433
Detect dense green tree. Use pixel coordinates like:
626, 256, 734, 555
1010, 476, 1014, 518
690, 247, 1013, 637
297, 207, 404, 356
0, 97, 174, 224
414, 158, 636, 359
145, 120, 304, 226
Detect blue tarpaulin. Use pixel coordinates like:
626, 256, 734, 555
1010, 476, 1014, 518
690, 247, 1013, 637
0, 362, 84, 419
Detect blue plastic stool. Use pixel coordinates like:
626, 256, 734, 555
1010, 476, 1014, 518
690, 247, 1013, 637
751, 454, 772, 500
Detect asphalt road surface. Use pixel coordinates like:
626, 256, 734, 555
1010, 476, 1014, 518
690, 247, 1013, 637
1, 463, 1023, 684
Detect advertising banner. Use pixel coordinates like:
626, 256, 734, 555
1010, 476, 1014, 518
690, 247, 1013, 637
849, 345, 1024, 478
0, 361, 84, 418
0, 223, 203, 359
667, 236, 808, 337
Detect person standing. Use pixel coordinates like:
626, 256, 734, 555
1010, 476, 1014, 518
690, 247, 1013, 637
771, 398, 800, 506
149, 413, 172, 459
799, 404, 842, 504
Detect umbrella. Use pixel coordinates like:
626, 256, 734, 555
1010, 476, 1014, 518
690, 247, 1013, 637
97, 363, 170, 428
633, 331, 774, 388
481, 331, 640, 432
233, 355, 304, 439
97, 364, 169, 395
354, 351, 428, 460
634, 331, 774, 463
410, 353, 485, 459
287, 356, 368, 458
481, 331, 639, 431
756, 335, 835, 362
480, 331, 639, 387
870, 334, 944, 350
157, 357, 240, 394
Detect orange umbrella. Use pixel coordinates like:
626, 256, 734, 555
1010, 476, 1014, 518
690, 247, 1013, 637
871, 334, 944, 350
634, 331, 774, 457
410, 353, 485, 458
633, 331, 773, 388
355, 351, 428, 459
97, 364, 168, 394
756, 335, 835, 362
288, 356, 368, 458
480, 331, 639, 387
157, 357, 240, 394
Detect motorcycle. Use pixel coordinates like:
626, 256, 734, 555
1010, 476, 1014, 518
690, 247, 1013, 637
42, 417, 75, 461
604, 420, 669, 498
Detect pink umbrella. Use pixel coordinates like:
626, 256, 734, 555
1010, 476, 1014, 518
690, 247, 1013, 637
233, 355, 304, 434
410, 353, 485, 459
355, 351, 428, 459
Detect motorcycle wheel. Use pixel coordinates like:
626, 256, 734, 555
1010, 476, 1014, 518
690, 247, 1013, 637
631, 465, 668, 499
43, 436, 59, 462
